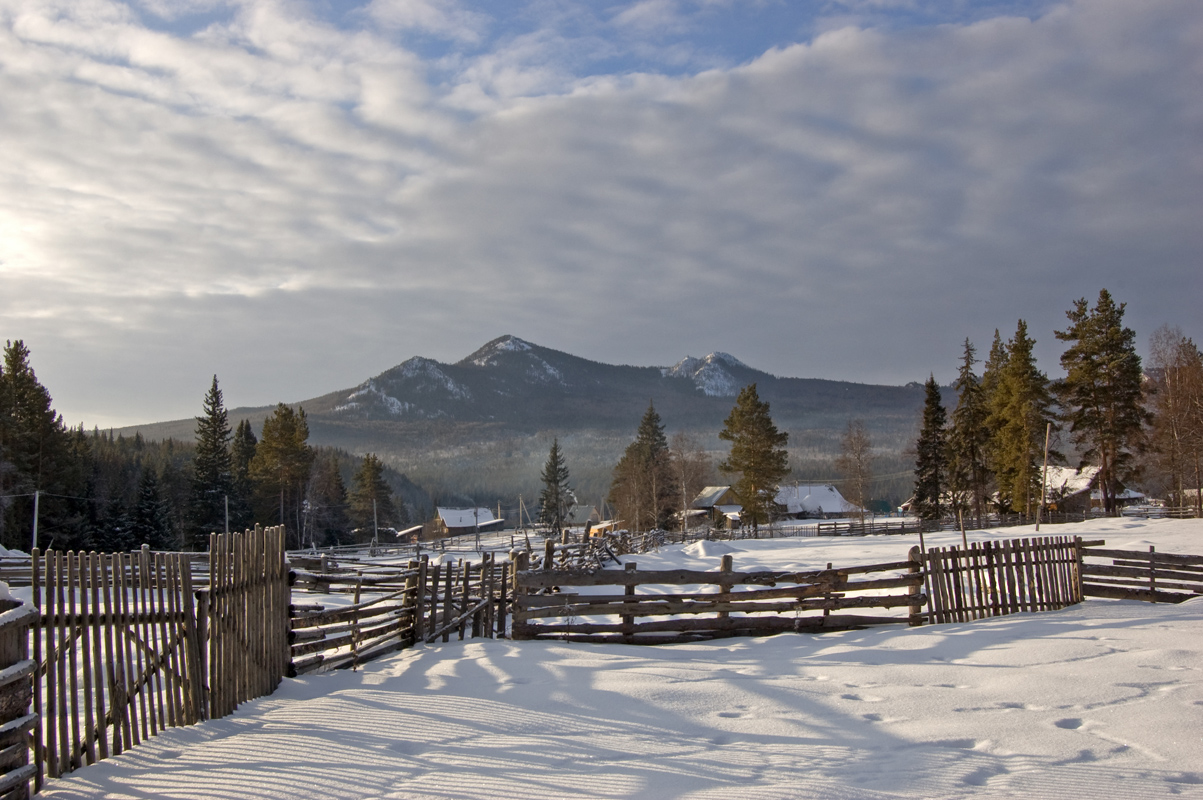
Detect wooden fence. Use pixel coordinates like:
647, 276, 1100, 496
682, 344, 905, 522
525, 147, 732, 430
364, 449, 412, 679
1080, 544, 1203, 603
510, 549, 926, 644
288, 552, 508, 675
921, 536, 1083, 624
27, 526, 289, 792
0, 598, 37, 800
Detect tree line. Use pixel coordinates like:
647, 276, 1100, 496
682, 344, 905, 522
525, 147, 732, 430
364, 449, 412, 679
911, 289, 1203, 523
0, 342, 424, 552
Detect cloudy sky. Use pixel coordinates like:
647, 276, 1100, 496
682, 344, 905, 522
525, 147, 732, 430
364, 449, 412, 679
2, 0, 1201, 428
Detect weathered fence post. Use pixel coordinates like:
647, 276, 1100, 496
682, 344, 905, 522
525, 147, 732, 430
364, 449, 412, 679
622, 562, 637, 642
718, 555, 733, 620
0, 592, 38, 799
907, 546, 924, 626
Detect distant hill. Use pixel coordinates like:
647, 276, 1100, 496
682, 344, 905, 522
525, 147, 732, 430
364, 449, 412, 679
119, 336, 927, 506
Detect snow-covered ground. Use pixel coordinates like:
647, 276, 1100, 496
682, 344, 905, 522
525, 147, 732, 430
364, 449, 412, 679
38, 518, 1203, 799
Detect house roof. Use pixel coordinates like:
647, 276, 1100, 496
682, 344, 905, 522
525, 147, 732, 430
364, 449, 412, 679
775, 483, 860, 514
1042, 466, 1100, 497
436, 507, 503, 529
691, 486, 738, 508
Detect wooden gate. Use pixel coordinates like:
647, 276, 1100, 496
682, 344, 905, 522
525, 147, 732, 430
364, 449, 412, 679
29, 525, 289, 791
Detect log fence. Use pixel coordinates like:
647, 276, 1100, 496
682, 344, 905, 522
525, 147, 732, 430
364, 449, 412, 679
287, 552, 508, 676
510, 548, 928, 644
1080, 544, 1203, 603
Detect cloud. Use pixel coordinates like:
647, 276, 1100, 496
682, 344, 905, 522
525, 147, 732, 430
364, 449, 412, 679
1, 0, 1201, 426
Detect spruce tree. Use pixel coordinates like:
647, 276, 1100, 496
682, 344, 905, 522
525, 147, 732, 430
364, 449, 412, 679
349, 454, 398, 543
0, 340, 82, 549
609, 401, 674, 532
1055, 289, 1148, 515
539, 439, 573, 534
188, 375, 233, 548
229, 419, 258, 531
948, 340, 991, 526
988, 321, 1058, 515
130, 469, 176, 550
719, 384, 789, 531
912, 376, 948, 521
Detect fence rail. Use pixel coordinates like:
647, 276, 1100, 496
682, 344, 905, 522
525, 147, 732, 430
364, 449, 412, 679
288, 552, 508, 676
510, 549, 926, 644
1080, 545, 1203, 603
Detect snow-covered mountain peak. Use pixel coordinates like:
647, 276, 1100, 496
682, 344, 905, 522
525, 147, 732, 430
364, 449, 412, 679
465, 335, 535, 367
664, 352, 747, 397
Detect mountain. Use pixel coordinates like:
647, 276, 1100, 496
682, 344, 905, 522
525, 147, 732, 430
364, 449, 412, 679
121, 336, 927, 506
298, 335, 923, 431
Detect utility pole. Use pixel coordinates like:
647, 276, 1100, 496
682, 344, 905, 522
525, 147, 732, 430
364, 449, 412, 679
31, 489, 40, 551
1037, 422, 1052, 531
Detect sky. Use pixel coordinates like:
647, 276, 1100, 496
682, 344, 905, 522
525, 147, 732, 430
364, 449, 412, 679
2, 0, 1201, 428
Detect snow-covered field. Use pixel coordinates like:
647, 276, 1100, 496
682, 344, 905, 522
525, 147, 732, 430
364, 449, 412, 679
38, 518, 1203, 799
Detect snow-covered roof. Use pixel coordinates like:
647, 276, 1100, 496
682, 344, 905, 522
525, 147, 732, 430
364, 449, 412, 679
692, 486, 737, 508
776, 484, 860, 514
1042, 466, 1100, 497
437, 507, 503, 529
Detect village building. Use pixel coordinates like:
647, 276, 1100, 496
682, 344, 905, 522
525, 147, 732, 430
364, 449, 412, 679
775, 483, 862, 519
429, 507, 505, 538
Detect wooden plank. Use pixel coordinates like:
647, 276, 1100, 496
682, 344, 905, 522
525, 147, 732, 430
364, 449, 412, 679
1082, 584, 1193, 603
442, 561, 453, 644
1080, 563, 1203, 584
516, 561, 919, 590
1082, 548, 1203, 566
512, 592, 920, 622
54, 551, 70, 775
30, 550, 43, 792
77, 553, 97, 767
88, 553, 108, 762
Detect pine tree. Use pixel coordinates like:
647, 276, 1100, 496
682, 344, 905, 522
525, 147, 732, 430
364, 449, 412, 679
988, 321, 1057, 515
912, 376, 947, 521
539, 439, 573, 534
1055, 289, 1148, 515
188, 376, 233, 548
609, 402, 674, 532
719, 384, 789, 531
249, 404, 314, 548
95, 495, 134, 553
948, 340, 991, 526
349, 454, 398, 543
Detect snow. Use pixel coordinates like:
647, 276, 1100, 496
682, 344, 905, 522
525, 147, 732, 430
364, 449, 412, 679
664, 352, 748, 397
37, 518, 1203, 800
435, 507, 501, 529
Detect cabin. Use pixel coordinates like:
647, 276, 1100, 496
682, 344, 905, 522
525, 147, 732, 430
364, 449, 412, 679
431, 507, 506, 538
775, 483, 862, 519
689, 486, 743, 528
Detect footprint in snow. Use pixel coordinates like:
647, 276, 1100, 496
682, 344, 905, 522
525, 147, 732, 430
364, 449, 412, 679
1055, 718, 1084, 730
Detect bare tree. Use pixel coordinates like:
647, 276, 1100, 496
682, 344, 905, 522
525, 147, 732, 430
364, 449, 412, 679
669, 431, 713, 531
1147, 326, 1203, 515
835, 420, 873, 523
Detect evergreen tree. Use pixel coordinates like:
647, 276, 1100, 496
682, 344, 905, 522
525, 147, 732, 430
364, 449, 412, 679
130, 469, 176, 550
1055, 290, 1148, 515
719, 384, 789, 531
249, 404, 314, 548
947, 340, 991, 526
538, 439, 573, 534
912, 376, 948, 521
608, 401, 674, 532
0, 340, 84, 550
835, 419, 873, 523
188, 376, 233, 548
229, 419, 258, 531
988, 321, 1057, 515
348, 454, 398, 543
95, 495, 134, 553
